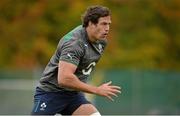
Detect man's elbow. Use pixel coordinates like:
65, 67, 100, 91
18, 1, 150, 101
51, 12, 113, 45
58, 74, 73, 87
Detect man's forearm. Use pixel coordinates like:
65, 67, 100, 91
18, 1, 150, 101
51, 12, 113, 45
58, 73, 98, 94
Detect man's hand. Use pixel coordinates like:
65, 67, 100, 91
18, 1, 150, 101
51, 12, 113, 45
96, 81, 121, 101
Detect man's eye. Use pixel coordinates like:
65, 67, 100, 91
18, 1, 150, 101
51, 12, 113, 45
101, 22, 107, 25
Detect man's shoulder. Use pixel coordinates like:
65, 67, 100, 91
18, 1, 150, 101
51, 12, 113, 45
72, 25, 87, 40
62, 25, 85, 41
70, 25, 84, 36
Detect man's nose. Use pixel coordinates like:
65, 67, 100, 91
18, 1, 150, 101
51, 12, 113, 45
105, 25, 109, 32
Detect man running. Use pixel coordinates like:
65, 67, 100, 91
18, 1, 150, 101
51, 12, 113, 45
31, 5, 121, 115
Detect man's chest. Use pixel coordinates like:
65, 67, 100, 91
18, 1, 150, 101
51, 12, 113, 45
77, 44, 102, 75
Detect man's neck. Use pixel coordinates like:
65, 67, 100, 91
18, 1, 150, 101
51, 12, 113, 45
85, 28, 96, 43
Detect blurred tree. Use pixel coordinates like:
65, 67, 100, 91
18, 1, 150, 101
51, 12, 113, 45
0, 0, 179, 70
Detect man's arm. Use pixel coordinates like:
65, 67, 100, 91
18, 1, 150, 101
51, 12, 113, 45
58, 61, 121, 101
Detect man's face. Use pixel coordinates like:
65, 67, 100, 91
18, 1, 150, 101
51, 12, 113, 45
90, 16, 111, 40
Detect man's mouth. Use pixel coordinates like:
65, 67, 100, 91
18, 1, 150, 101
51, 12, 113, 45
103, 33, 108, 36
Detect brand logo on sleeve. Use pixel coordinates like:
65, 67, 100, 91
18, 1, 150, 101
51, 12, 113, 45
67, 53, 73, 60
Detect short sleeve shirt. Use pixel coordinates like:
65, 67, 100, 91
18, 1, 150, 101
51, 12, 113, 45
38, 25, 107, 92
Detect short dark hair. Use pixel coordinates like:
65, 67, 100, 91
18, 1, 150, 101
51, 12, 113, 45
81, 5, 111, 27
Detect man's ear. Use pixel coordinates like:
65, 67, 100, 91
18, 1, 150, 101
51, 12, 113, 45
88, 21, 93, 26
88, 21, 96, 27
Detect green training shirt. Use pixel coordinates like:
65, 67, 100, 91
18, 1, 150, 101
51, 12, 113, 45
38, 25, 107, 92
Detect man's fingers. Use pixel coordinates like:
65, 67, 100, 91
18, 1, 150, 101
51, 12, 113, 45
110, 85, 121, 90
105, 81, 112, 85
105, 82, 121, 91
107, 95, 114, 101
109, 85, 121, 94
111, 89, 121, 94
108, 91, 118, 97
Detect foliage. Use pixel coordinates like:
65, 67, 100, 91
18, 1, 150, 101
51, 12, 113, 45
0, 0, 179, 70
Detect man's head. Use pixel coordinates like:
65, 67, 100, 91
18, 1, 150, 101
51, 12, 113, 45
82, 5, 111, 41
